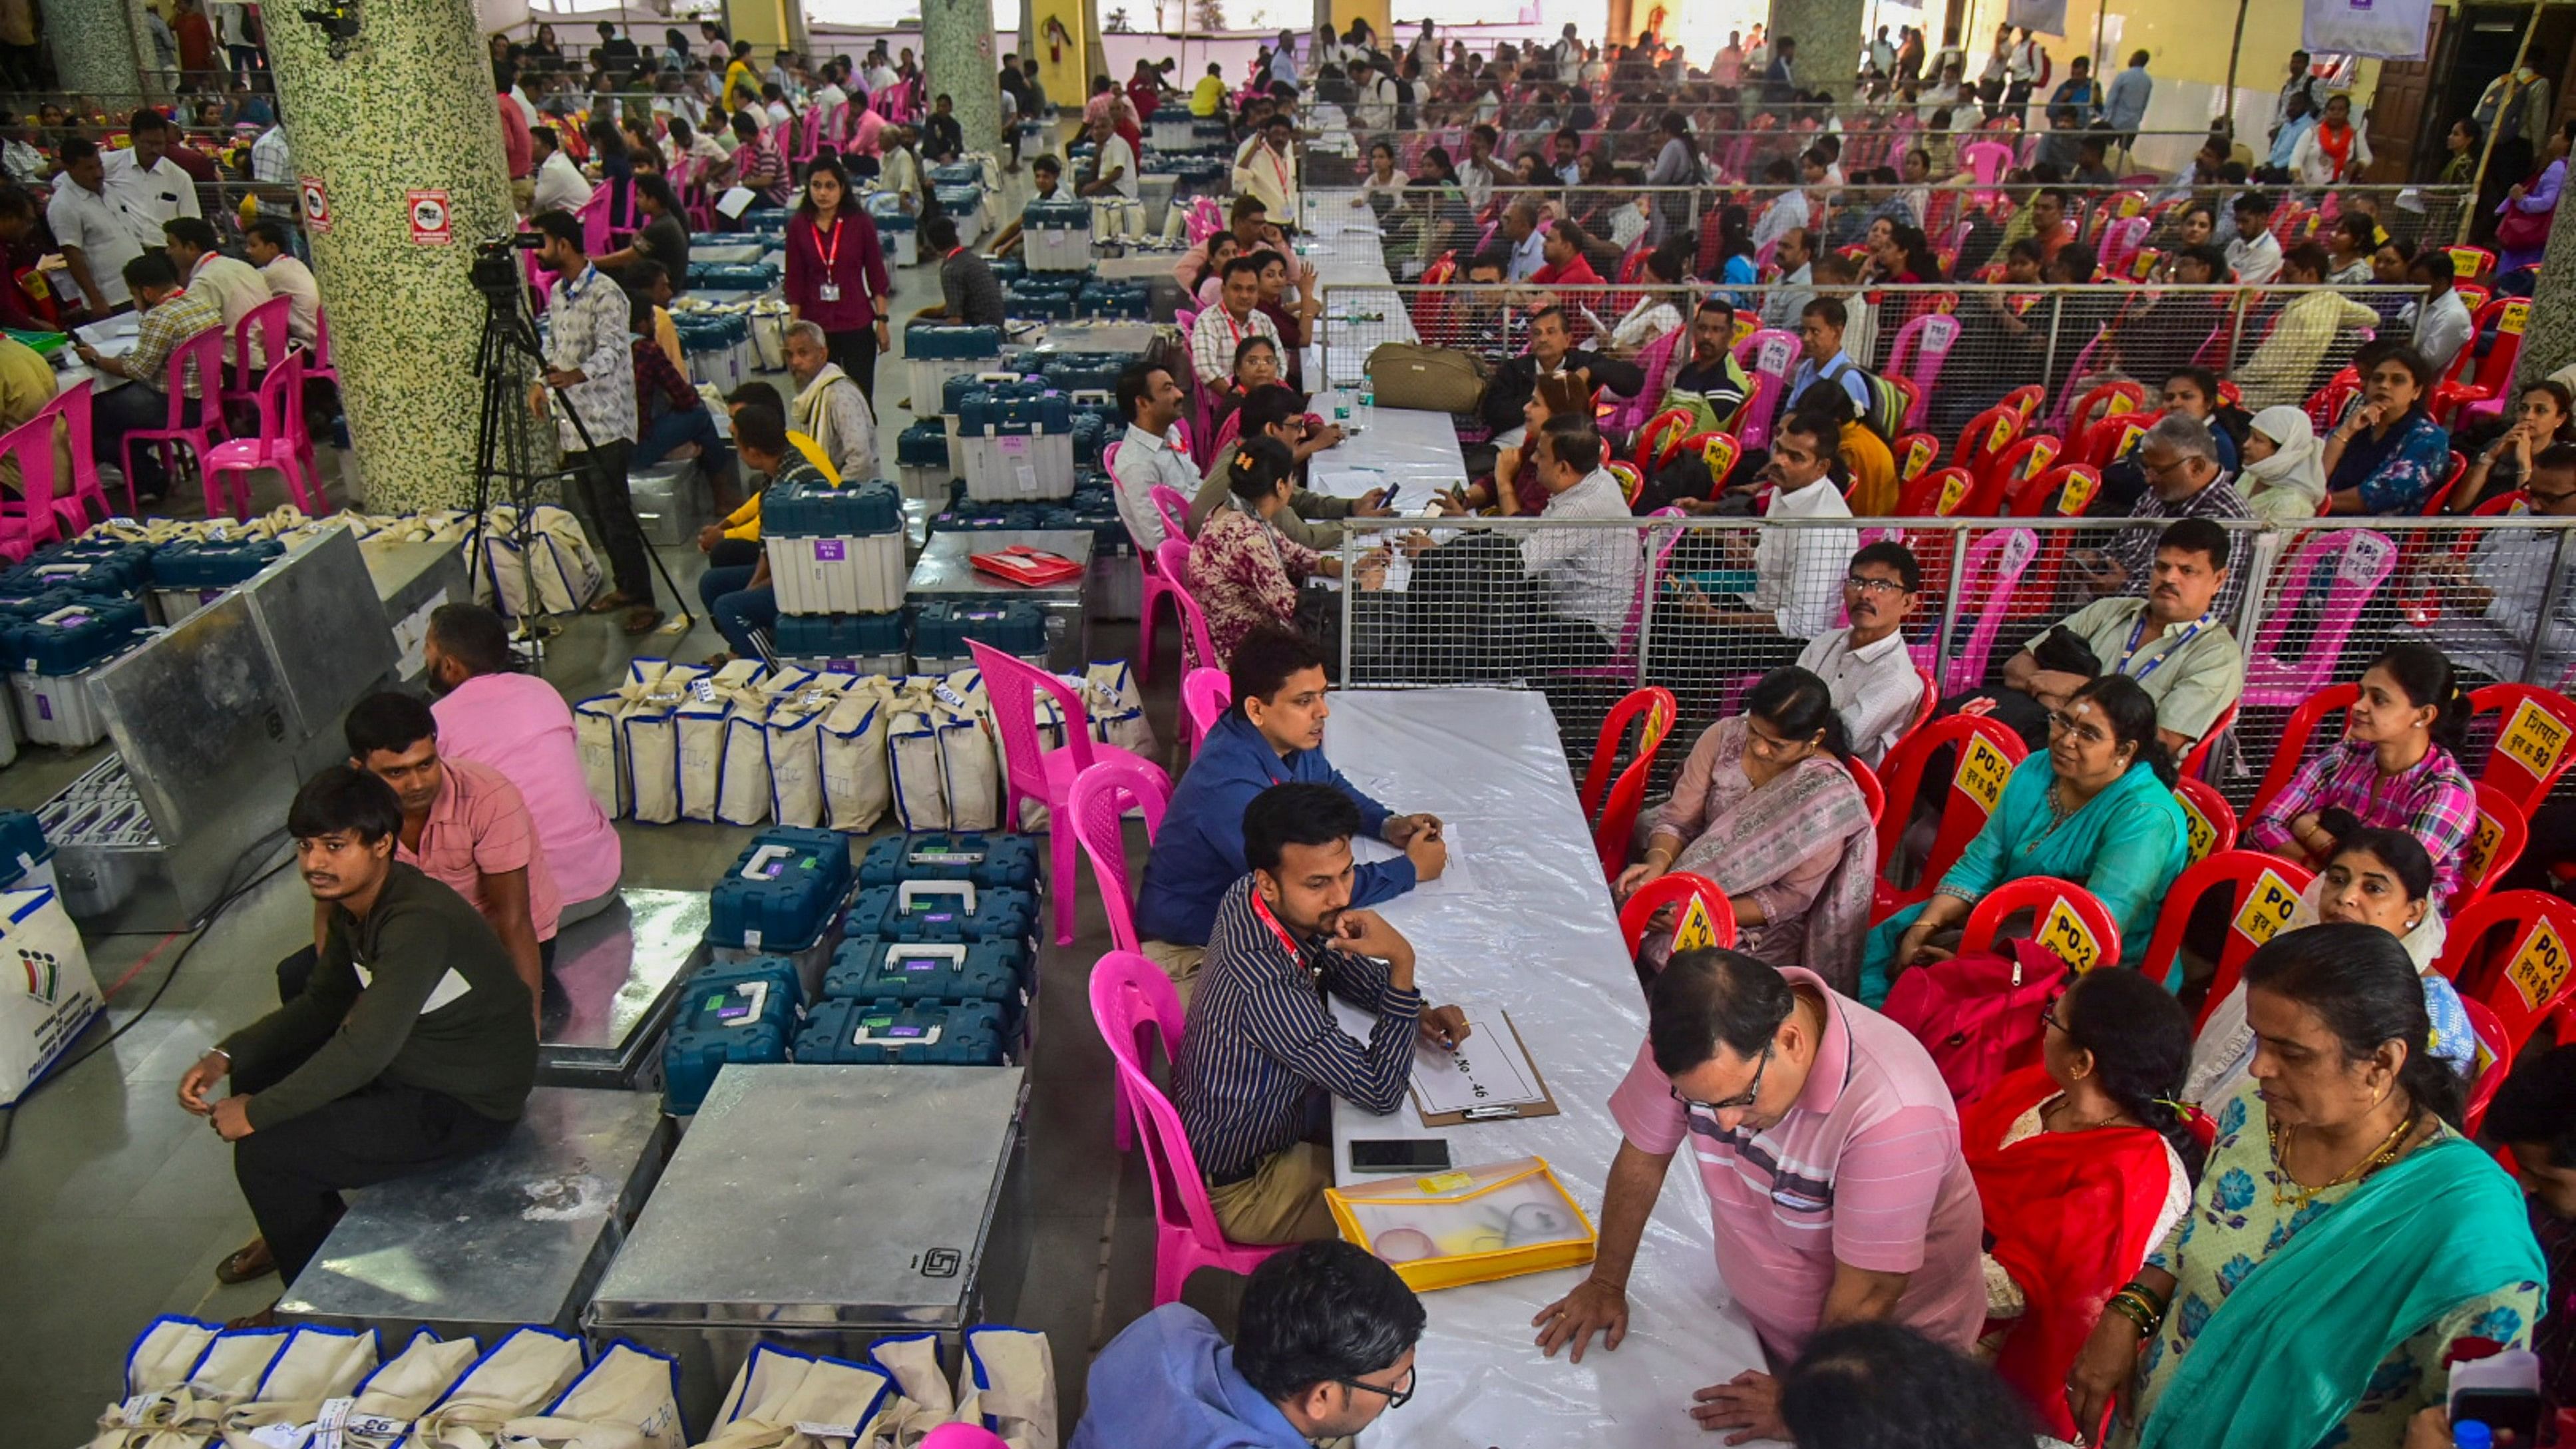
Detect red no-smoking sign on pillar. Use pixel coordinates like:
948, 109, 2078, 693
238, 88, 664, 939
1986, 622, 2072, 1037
299, 175, 329, 234
406, 188, 453, 246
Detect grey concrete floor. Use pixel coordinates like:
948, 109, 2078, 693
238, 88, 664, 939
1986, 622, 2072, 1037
0, 156, 1210, 1440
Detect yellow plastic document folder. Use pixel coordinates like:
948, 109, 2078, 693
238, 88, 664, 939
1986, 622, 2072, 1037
1326, 1155, 1598, 1291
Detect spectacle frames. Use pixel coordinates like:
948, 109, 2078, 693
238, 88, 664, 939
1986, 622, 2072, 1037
1336, 1365, 1417, 1410
1843, 575, 1909, 595
1675, 1042, 1773, 1114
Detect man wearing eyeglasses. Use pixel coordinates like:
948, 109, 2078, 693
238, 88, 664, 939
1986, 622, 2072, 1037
1533, 948, 1982, 1443
1071, 1238, 1422, 1449
1796, 540, 1928, 766
2070, 412, 2251, 623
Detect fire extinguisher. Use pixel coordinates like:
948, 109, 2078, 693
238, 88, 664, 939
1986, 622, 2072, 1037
1043, 15, 1071, 63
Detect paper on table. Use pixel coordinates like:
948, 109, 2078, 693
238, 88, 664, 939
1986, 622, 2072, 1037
1410, 1011, 1547, 1116
73, 314, 138, 352
715, 186, 757, 220
1311, 467, 1384, 499
1353, 825, 1470, 893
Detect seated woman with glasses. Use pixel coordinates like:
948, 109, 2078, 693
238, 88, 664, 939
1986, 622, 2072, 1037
1614, 668, 1879, 991
1962, 966, 2205, 1441
1859, 675, 2190, 1006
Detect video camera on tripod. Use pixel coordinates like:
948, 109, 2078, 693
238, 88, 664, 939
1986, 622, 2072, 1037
471, 230, 544, 300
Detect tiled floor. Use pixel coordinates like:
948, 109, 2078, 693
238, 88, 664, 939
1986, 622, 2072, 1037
0, 160, 1207, 1440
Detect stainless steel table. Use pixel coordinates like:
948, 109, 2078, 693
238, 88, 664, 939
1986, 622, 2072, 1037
538, 888, 713, 1090
907, 526, 1097, 671
1320, 688, 1782, 1448
278, 1087, 671, 1342
586, 1064, 1029, 1430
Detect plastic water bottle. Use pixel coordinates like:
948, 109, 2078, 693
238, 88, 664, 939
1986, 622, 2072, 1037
1358, 388, 1376, 431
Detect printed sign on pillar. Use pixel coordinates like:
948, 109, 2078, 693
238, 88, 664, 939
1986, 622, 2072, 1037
299, 176, 330, 236
406, 189, 454, 246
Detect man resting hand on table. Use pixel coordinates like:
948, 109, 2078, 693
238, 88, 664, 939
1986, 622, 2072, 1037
1136, 627, 1444, 987
1171, 782, 1467, 1245
1533, 948, 1980, 1443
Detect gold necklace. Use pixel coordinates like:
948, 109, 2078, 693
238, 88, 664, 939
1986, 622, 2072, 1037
2268, 1108, 2418, 1209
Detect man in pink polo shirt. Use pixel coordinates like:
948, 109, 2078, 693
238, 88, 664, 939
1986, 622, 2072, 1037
421, 604, 623, 923
1533, 948, 1982, 1443
340, 693, 560, 1020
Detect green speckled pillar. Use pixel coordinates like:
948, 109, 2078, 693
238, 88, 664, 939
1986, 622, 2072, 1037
922, 0, 1004, 157
2518, 187, 2576, 390
263, 0, 514, 512
1767, 0, 1867, 93
47, 0, 148, 102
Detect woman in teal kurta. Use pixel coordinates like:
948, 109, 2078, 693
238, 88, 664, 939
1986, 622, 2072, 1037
1860, 676, 2190, 1006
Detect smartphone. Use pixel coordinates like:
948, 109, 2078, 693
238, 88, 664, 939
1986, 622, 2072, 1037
1381, 482, 1401, 511
1350, 1138, 1451, 1174
2450, 1388, 2543, 1440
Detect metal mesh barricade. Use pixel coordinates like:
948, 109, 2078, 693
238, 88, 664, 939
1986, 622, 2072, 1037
1326, 515, 2576, 812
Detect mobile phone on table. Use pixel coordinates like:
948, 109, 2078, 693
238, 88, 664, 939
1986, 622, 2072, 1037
1350, 1138, 1451, 1173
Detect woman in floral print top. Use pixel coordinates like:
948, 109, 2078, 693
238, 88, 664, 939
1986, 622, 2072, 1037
1185, 436, 1377, 668
2067, 927, 2543, 1449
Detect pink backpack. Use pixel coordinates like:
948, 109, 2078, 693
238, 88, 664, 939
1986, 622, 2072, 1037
1881, 938, 2067, 1104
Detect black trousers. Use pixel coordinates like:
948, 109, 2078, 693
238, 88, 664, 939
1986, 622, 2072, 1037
827, 325, 879, 407
564, 439, 653, 606
708, 537, 761, 570
230, 1040, 515, 1287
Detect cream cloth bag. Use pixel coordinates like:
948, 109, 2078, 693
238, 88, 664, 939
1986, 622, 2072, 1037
575, 660, 675, 820
887, 706, 949, 831
218, 1326, 380, 1449
767, 672, 854, 828
677, 660, 769, 823
956, 1329, 1056, 1449
819, 682, 894, 832
471, 506, 605, 618
89, 1317, 222, 1449
330, 1331, 484, 1449
1081, 662, 1156, 758
406, 1329, 588, 1449
695, 1344, 898, 1449
623, 664, 710, 825
863, 1335, 957, 1448
490, 1343, 685, 1449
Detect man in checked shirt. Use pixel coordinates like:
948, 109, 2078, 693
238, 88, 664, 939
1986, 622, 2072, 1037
1173, 783, 1471, 1245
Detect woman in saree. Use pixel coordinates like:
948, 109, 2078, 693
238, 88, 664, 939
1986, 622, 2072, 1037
1860, 674, 2190, 1006
1965, 967, 2204, 1442
2066, 925, 2545, 1449
2185, 829, 2469, 1108
1614, 668, 1878, 992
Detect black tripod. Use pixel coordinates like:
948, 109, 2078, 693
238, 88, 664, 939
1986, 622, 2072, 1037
468, 240, 692, 641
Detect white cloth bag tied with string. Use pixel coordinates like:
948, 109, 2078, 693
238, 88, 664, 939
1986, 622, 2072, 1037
405, 1328, 588, 1449
329, 1331, 484, 1449
89, 1317, 221, 1449
217, 1326, 380, 1449
676, 658, 769, 823
622, 663, 710, 825
866, 1333, 960, 1447
489, 1342, 686, 1449
697, 1343, 899, 1449
819, 680, 895, 831
766, 671, 854, 827
955, 1328, 1057, 1449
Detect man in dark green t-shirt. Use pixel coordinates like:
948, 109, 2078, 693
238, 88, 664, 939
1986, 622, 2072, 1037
179, 765, 537, 1309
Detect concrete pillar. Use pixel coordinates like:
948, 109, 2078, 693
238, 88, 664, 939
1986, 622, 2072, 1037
47, 0, 148, 102
264, 0, 514, 513
2519, 190, 2576, 390
1768, 0, 1868, 91
923, 0, 1004, 156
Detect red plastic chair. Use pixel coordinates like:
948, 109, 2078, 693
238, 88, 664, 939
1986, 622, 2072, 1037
2179, 700, 2237, 783
1874, 714, 2030, 908
1632, 406, 1697, 474
2468, 684, 2576, 814
2072, 410, 2155, 471
2152, 852, 2316, 1030
120, 326, 232, 501
1179, 666, 1230, 752
1951, 403, 2024, 479
2438, 891, 2576, 1056
2248, 684, 2359, 823
1982, 434, 2060, 509
1893, 432, 1940, 485
1896, 465, 1980, 517
2453, 781, 2529, 917
1579, 686, 1678, 882
1089, 949, 1289, 1303
1845, 753, 1886, 828
2002, 463, 2102, 519
1155, 538, 1223, 674
1957, 877, 2121, 973
222, 293, 293, 419
2460, 997, 2513, 1138
970, 640, 1174, 946
1618, 870, 1737, 959
2173, 776, 2237, 864
0, 405, 65, 561
1067, 756, 1172, 960
202, 348, 324, 521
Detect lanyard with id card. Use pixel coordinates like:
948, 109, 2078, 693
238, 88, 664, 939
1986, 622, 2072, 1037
817, 217, 844, 302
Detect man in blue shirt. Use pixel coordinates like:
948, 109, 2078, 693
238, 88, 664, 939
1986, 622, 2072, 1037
1787, 297, 1873, 419
2104, 50, 2154, 159
1071, 1240, 1425, 1449
1136, 626, 1445, 985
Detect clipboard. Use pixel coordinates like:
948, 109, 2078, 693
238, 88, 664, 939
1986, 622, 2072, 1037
1409, 1010, 1561, 1126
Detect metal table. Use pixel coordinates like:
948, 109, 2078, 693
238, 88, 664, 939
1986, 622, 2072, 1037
586, 1064, 1029, 1430
1320, 689, 1781, 1449
538, 888, 713, 1090
278, 1087, 671, 1342
907, 527, 1097, 671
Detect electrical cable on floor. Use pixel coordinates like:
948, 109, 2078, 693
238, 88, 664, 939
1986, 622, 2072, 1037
0, 852, 294, 1167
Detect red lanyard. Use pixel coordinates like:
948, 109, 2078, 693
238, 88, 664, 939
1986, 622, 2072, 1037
816, 216, 842, 272
1248, 889, 1312, 970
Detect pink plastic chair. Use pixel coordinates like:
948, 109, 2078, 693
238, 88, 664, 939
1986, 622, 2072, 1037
1942, 528, 2042, 694
203, 349, 325, 522
1547, 507, 1687, 690
1067, 756, 1173, 962
1598, 327, 1684, 439
1181, 666, 1231, 751
1730, 327, 1800, 451
222, 294, 293, 419
1153, 538, 1222, 672
2098, 216, 2151, 282
1089, 949, 1290, 1302
1147, 484, 1195, 544
968, 641, 1173, 946
0, 406, 65, 561
2239, 530, 2395, 708
307, 307, 342, 393
791, 106, 823, 165
1117, 457, 1190, 691
1960, 140, 2012, 206
920, 1427, 1012, 1449
38, 379, 120, 528
121, 327, 232, 502
1883, 312, 1962, 430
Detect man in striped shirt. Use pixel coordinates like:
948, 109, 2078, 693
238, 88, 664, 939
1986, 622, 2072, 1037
1172, 783, 1469, 1245
1534, 948, 1982, 1441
